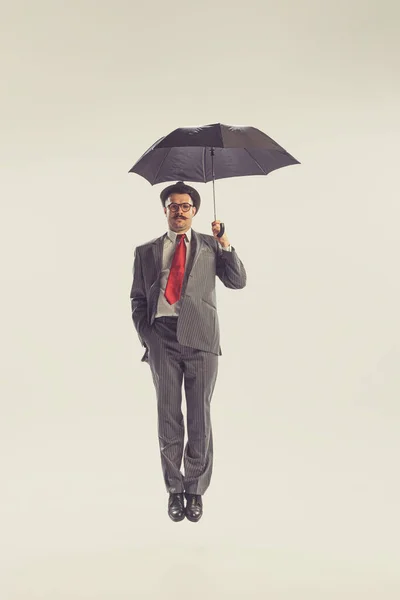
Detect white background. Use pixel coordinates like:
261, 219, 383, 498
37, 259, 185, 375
1, 0, 399, 598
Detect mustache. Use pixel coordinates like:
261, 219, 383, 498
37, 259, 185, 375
174, 215, 186, 219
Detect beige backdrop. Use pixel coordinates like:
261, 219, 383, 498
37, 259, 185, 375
1, 0, 399, 598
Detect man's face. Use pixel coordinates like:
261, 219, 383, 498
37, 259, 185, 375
164, 193, 197, 233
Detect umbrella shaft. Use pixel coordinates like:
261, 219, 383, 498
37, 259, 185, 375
211, 148, 216, 220
213, 178, 216, 221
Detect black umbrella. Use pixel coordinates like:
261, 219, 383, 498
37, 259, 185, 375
129, 123, 299, 237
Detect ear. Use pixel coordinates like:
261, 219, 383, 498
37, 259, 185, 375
192, 206, 197, 217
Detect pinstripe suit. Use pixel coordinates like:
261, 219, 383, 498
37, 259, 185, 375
130, 228, 246, 494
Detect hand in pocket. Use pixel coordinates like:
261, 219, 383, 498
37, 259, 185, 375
141, 322, 155, 344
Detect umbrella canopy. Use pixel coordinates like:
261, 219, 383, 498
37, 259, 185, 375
129, 123, 300, 184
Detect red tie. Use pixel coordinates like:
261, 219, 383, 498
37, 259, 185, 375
165, 234, 187, 305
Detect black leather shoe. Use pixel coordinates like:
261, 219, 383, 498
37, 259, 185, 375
168, 493, 185, 522
185, 493, 203, 522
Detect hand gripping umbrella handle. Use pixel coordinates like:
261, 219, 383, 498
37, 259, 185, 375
217, 223, 225, 238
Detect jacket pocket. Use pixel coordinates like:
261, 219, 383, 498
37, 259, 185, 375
201, 298, 216, 310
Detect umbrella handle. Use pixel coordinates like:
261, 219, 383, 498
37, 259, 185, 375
217, 223, 225, 238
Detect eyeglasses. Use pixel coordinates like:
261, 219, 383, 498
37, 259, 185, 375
167, 203, 193, 213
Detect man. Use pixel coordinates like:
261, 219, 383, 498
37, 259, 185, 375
130, 181, 246, 522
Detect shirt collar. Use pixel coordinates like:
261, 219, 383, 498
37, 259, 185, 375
167, 227, 192, 243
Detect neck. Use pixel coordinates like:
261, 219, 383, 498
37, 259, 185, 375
170, 225, 191, 234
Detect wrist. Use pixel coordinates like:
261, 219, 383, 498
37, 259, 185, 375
220, 242, 231, 250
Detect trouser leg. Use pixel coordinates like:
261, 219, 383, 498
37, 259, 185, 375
147, 322, 185, 494
182, 349, 219, 495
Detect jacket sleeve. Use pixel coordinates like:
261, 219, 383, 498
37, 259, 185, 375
130, 247, 149, 345
216, 243, 247, 289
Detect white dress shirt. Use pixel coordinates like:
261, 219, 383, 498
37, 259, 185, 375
155, 228, 231, 318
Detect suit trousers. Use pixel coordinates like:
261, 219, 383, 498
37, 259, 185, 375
146, 316, 219, 495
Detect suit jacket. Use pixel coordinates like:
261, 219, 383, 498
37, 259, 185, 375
130, 228, 247, 361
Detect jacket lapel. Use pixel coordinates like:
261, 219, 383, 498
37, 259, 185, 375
148, 234, 166, 323
181, 229, 203, 297
151, 233, 166, 275
189, 229, 204, 271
